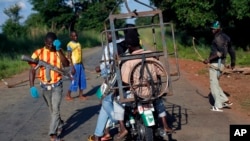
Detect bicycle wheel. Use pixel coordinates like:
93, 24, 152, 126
128, 59, 168, 100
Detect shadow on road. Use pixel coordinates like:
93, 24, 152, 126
85, 85, 100, 97
165, 101, 189, 141
60, 104, 101, 138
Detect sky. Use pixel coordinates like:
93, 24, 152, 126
0, 0, 34, 26
0, 0, 152, 30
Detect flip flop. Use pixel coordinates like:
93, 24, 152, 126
101, 135, 112, 141
87, 135, 95, 141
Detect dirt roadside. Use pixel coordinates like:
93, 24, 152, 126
173, 58, 250, 118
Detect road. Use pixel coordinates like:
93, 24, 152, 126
0, 46, 249, 141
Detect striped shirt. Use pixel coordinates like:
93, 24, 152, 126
31, 47, 62, 84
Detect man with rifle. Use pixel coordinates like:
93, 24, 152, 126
27, 32, 69, 141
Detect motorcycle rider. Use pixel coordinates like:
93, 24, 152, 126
121, 28, 173, 134
88, 31, 127, 141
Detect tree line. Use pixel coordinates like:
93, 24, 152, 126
1, 0, 250, 50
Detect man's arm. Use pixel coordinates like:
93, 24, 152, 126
57, 50, 70, 67
29, 66, 36, 87
228, 42, 236, 69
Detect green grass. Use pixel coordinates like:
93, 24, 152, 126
0, 55, 29, 78
0, 29, 101, 79
1, 27, 250, 79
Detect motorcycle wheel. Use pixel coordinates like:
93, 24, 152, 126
137, 122, 154, 141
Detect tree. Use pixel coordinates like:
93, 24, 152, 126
29, 0, 74, 30
76, 0, 123, 31
29, 0, 123, 31
2, 3, 26, 38
150, 0, 250, 49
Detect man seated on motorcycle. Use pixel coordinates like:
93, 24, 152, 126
121, 29, 173, 134
88, 31, 128, 141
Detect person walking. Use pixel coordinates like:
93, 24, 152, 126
65, 30, 87, 101
203, 21, 236, 112
28, 32, 70, 141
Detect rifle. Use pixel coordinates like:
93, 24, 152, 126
21, 55, 72, 80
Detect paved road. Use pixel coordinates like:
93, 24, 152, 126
0, 47, 249, 141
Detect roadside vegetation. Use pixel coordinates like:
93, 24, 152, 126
1, 27, 250, 79
0, 29, 101, 79
1, 0, 250, 78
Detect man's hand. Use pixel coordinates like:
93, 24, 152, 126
95, 66, 101, 73
53, 39, 61, 51
30, 86, 39, 98
71, 66, 76, 75
203, 59, 210, 64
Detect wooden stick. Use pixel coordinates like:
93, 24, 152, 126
1, 79, 29, 88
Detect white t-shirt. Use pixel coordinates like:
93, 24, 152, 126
100, 38, 124, 77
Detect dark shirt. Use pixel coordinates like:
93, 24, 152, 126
209, 31, 236, 65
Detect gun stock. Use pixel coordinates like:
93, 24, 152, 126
21, 55, 38, 63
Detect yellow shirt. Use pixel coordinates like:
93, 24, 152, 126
67, 41, 82, 64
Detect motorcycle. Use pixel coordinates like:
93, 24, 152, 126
116, 59, 170, 141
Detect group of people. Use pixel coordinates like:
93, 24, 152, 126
27, 21, 236, 141
89, 24, 174, 141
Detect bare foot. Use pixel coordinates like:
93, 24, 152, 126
65, 96, 73, 101
79, 95, 87, 100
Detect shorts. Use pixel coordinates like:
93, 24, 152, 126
69, 63, 87, 92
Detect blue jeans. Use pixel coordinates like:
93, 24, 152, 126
69, 64, 87, 92
42, 84, 64, 136
94, 95, 166, 137
154, 98, 167, 117
94, 94, 117, 137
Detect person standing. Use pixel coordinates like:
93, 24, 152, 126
29, 32, 70, 141
203, 21, 236, 112
65, 30, 87, 101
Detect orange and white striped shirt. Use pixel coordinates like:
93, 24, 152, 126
31, 47, 62, 84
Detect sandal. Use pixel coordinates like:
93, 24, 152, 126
88, 135, 101, 141
88, 135, 95, 141
116, 130, 128, 140
101, 134, 112, 141
210, 106, 223, 112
